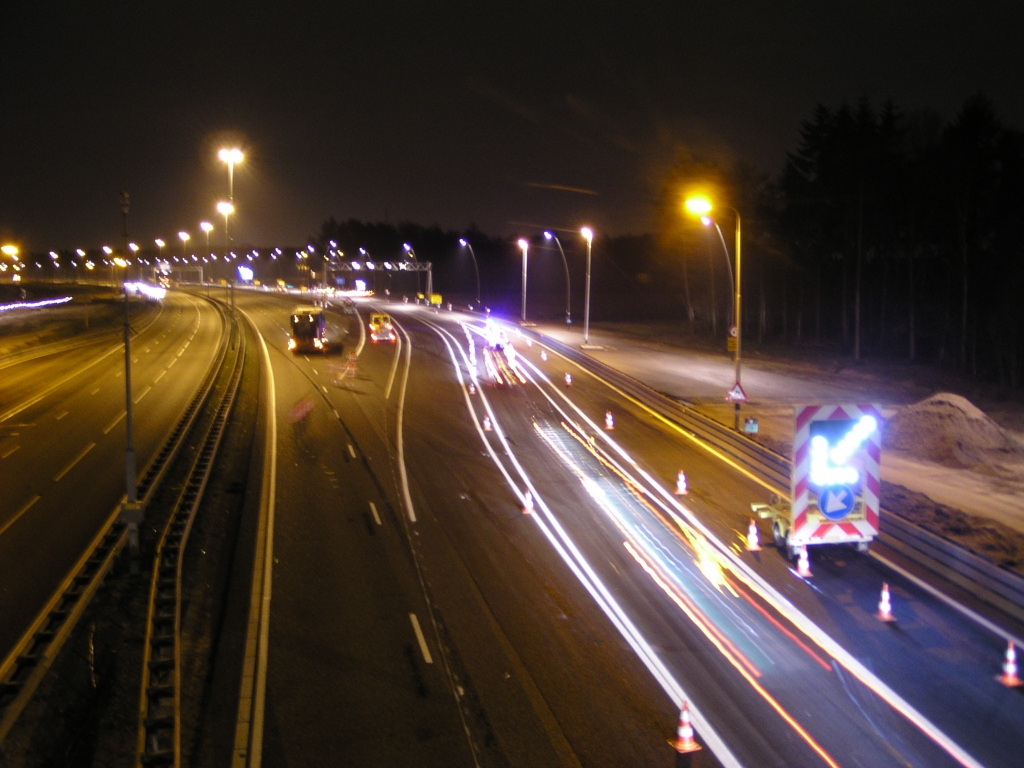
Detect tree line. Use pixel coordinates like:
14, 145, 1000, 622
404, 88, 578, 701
314, 94, 1023, 388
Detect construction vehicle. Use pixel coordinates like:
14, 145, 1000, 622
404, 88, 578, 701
753, 404, 882, 560
369, 312, 396, 342
289, 305, 328, 352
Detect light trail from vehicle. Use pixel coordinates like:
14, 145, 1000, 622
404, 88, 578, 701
0, 296, 72, 313
508, 334, 984, 768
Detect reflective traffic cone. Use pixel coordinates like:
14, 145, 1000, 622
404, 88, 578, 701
540, 350, 548, 362
877, 583, 895, 622
526, 339, 533, 347
998, 641, 1023, 687
522, 491, 534, 515
746, 519, 761, 552
468, 382, 476, 395
605, 411, 615, 430
797, 546, 812, 577
483, 415, 492, 432
675, 471, 688, 496
564, 372, 572, 386
671, 702, 702, 754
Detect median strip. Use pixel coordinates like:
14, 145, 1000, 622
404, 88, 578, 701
53, 442, 96, 482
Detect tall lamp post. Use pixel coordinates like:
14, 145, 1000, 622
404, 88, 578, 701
543, 231, 571, 325
200, 221, 213, 259
219, 148, 243, 247
119, 192, 142, 572
517, 238, 529, 322
580, 227, 593, 345
685, 195, 744, 431
458, 238, 481, 306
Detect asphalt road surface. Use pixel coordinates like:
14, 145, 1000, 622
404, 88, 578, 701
233, 291, 1024, 767
0, 292, 223, 666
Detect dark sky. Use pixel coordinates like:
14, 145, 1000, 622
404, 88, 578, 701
2, 1, 1021, 251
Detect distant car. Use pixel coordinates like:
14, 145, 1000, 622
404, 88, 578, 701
369, 312, 396, 342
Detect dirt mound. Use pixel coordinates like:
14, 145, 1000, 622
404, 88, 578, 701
883, 392, 1024, 469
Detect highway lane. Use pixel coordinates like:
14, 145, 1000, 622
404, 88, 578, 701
232, 291, 1020, 767
238, 295, 480, 766
0, 291, 224, 663
426, 307, 1022, 767
376, 304, 948, 768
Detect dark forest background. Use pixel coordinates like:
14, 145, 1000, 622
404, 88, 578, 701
314, 94, 1024, 388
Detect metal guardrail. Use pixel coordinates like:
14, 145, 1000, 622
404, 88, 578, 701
136, 312, 245, 768
521, 324, 1024, 620
0, 298, 232, 750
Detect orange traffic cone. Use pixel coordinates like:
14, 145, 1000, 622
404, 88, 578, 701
564, 372, 572, 387
675, 471, 688, 496
877, 583, 895, 622
797, 546, 812, 577
483, 415, 492, 432
522, 491, 534, 515
671, 702, 702, 754
468, 382, 476, 395
998, 641, 1023, 687
605, 411, 615, 430
746, 519, 761, 552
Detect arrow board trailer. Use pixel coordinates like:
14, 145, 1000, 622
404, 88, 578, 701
753, 404, 882, 560
289, 305, 328, 352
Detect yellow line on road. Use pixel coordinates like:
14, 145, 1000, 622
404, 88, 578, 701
54, 442, 95, 482
0, 495, 41, 538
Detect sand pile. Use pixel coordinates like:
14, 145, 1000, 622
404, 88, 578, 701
883, 392, 1024, 469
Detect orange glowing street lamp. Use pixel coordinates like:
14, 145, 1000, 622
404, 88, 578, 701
684, 195, 744, 431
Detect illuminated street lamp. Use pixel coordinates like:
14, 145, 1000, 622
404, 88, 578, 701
178, 231, 190, 262
543, 231, 571, 325
518, 238, 529, 322
155, 238, 165, 263
580, 227, 594, 344
458, 238, 481, 305
218, 147, 243, 201
1, 245, 18, 260
685, 195, 744, 431
200, 221, 213, 266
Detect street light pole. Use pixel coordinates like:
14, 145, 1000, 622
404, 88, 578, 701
218, 148, 243, 249
686, 196, 743, 431
517, 238, 529, 322
119, 192, 141, 573
459, 238, 481, 306
581, 227, 593, 344
544, 232, 571, 325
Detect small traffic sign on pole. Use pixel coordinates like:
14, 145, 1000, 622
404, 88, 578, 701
726, 382, 747, 402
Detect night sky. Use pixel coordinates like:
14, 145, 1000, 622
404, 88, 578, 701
2, 1, 1021, 251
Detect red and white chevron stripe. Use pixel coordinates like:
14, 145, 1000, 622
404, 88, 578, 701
791, 404, 882, 547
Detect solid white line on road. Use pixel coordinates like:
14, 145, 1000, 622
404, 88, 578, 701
385, 325, 403, 399
54, 442, 96, 482
55, 411, 68, 420
134, 385, 152, 404
167, 356, 177, 368
393, 321, 416, 523
90, 388, 100, 395
154, 369, 166, 382
0, 495, 41, 538
409, 613, 433, 664
1, 445, 20, 459
103, 411, 126, 434
369, 501, 382, 526
347, 444, 356, 459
